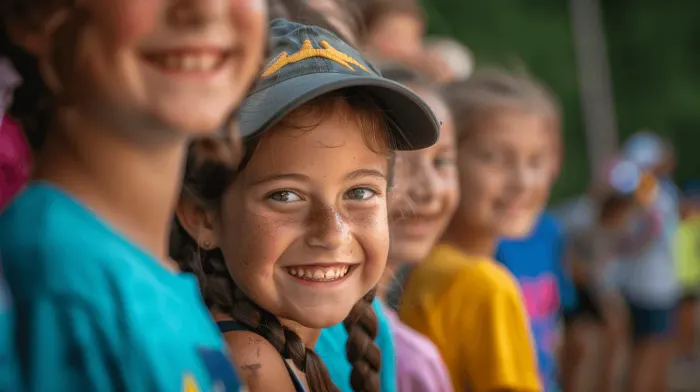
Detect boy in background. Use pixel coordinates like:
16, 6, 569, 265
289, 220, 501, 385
620, 133, 680, 392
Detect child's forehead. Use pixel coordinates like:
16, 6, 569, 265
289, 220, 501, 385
467, 108, 558, 141
243, 120, 388, 177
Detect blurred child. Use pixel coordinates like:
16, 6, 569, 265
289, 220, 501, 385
675, 180, 700, 360
399, 69, 562, 392
356, 0, 425, 60
0, 1, 266, 390
423, 37, 475, 82
620, 133, 681, 392
379, 68, 457, 392
489, 77, 568, 391
172, 20, 440, 392
355, 0, 452, 83
560, 158, 653, 392
271, 0, 361, 46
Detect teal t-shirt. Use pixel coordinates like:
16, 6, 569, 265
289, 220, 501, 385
0, 268, 17, 392
316, 299, 397, 392
0, 183, 241, 391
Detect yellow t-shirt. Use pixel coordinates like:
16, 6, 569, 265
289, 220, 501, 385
399, 244, 541, 392
676, 217, 700, 291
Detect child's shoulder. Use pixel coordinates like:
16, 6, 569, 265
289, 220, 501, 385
222, 329, 300, 392
0, 183, 176, 307
459, 258, 522, 296
423, 245, 520, 295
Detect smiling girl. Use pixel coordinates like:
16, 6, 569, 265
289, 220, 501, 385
0, 0, 266, 390
172, 19, 439, 392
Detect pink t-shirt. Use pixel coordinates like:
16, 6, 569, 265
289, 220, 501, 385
0, 116, 30, 209
385, 309, 454, 392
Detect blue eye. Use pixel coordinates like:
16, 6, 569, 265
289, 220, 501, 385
344, 188, 377, 201
268, 190, 302, 202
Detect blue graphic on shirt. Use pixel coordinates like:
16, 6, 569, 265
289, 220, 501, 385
197, 347, 243, 391
497, 212, 572, 392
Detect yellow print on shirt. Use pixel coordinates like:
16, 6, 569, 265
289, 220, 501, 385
183, 374, 200, 392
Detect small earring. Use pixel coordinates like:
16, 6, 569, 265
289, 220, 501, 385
202, 240, 211, 249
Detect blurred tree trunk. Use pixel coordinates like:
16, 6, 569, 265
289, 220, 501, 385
569, 0, 618, 174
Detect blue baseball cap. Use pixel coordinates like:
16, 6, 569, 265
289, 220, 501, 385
237, 19, 440, 150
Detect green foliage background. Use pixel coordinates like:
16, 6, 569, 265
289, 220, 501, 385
422, 0, 700, 202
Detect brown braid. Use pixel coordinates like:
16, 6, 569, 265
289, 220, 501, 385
171, 222, 341, 392
344, 290, 381, 392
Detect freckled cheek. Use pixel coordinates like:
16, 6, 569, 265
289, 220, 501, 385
348, 210, 390, 266
225, 214, 289, 273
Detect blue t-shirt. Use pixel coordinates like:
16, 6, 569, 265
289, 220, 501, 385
0, 183, 242, 392
496, 212, 574, 392
316, 299, 397, 392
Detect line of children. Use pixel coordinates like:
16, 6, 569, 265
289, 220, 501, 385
172, 19, 440, 392
399, 69, 562, 392
0, 3, 638, 392
561, 157, 655, 392
0, 1, 267, 390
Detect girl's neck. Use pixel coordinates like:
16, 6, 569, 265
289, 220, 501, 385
442, 219, 498, 259
35, 117, 187, 265
281, 319, 322, 348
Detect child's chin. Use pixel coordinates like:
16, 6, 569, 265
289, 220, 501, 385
292, 307, 354, 330
499, 220, 537, 239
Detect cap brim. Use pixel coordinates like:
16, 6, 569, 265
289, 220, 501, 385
238, 72, 439, 150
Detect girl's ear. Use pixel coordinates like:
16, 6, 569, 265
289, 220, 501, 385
175, 193, 220, 250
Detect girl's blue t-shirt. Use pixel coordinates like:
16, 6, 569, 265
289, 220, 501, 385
496, 212, 575, 392
316, 299, 397, 392
0, 183, 242, 391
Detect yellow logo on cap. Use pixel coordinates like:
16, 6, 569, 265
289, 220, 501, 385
262, 40, 369, 77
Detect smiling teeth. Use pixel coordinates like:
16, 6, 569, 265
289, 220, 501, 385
151, 54, 222, 72
287, 266, 351, 282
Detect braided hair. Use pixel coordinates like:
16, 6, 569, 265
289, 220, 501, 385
171, 89, 388, 392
